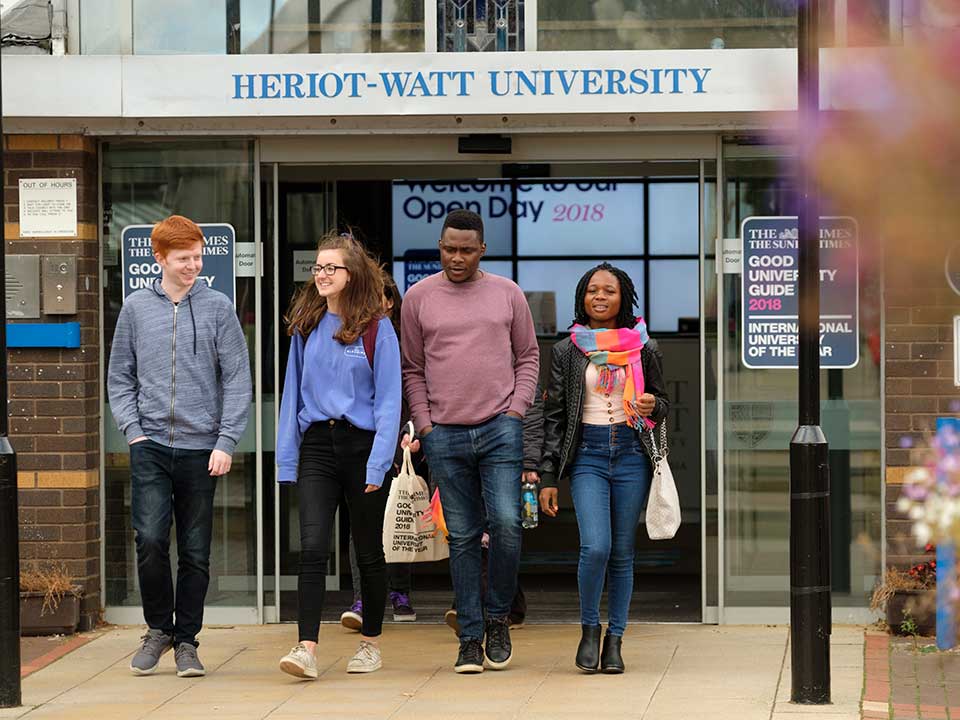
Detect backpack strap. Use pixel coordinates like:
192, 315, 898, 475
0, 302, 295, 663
361, 318, 380, 370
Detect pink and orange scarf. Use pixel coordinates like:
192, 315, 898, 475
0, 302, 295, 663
570, 318, 656, 430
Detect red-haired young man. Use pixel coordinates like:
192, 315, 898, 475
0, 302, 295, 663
108, 215, 251, 678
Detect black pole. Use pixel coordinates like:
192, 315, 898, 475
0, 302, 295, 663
790, 0, 831, 704
0, 58, 23, 709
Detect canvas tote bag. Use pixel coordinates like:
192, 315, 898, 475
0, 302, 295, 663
382, 434, 449, 563
644, 422, 681, 540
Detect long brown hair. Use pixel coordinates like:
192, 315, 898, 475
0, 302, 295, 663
284, 231, 384, 345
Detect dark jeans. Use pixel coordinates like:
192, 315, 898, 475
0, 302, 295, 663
423, 413, 523, 641
570, 423, 653, 636
297, 421, 388, 640
130, 439, 216, 647
451, 546, 527, 623
349, 535, 412, 601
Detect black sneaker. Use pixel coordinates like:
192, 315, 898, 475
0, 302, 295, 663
454, 638, 485, 674
484, 617, 512, 670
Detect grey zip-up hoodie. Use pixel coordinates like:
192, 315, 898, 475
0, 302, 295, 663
107, 278, 252, 454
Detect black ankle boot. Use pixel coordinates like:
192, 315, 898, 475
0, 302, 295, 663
575, 624, 602, 673
600, 632, 624, 674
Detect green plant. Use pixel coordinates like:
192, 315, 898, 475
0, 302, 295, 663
899, 613, 919, 638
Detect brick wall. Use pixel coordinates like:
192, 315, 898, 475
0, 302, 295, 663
4, 134, 101, 630
884, 237, 960, 571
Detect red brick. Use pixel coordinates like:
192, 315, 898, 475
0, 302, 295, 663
17, 454, 63, 471
17, 489, 61, 507
31, 151, 86, 168
887, 361, 939, 378
887, 325, 940, 342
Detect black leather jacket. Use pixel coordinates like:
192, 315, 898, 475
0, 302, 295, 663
540, 337, 670, 489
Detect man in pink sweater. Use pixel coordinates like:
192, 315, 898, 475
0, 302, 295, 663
401, 209, 539, 674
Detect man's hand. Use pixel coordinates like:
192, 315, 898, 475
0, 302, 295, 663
523, 470, 540, 484
505, 410, 522, 419
401, 433, 422, 453
539, 488, 559, 517
129, 436, 148, 445
208, 449, 232, 476
364, 484, 381, 493
635, 393, 656, 418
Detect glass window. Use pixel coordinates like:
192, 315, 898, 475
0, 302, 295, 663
102, 140, 258, 610
438, 0, 525, 51
392, 181, 512, 255
133, 0, 227, 54
649, 182, 699, 256
241, 0, 424, 54
80, 0, 130, 54
537, 1, 840, 50
517, 182, 644, 257
518, 260, 646, 335
649, 259, 698, 333
393, 258, 512, 297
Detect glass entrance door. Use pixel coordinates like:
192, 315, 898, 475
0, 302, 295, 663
715, 141, 884, 623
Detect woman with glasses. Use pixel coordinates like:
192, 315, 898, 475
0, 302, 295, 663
276, 232, 402, 679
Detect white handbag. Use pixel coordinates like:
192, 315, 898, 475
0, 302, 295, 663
644, 422, 681, 540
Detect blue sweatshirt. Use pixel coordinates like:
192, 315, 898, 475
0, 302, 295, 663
277, 312, 402, 486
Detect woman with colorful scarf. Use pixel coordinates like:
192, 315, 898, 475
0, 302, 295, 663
539, 262, 669, 674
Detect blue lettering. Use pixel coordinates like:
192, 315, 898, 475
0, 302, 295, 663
629, 68, 648, 94
307, 73, 319, 98
260, 73, 282, 99
557, 70, 578, 95
514, 70, 538, 96
380, 72, 411, 97
233, 74, 255, 99
318, 72, 344, 98
409, 71, 434, 97
489, 71, 511, 97
344, 72, 365, 97
283, 73, 305, 99
606, 69, 627, 95
650, 68, 663, 94
450, 71, 475, 96
404, 196, 426, 219
541, 69, 555, 96
665, 68, 685, 94
581, 69, 603, 95
689, 67, 711, 94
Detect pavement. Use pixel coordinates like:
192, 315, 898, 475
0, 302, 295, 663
2, 623, 865, 719
862, 631, 960, 720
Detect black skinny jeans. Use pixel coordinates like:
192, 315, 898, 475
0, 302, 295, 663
297, 420, 388, 641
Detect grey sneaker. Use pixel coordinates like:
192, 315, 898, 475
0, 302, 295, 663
279, 643, 318, 679
130, 629, 173, 676
346, 640, 382, 673
174, 643, 206, 677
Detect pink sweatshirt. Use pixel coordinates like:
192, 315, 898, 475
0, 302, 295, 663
401, 271, 540, 431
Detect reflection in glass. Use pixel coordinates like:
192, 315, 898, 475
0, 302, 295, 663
537, 1, 837, 51
649, 182, 699, 256
720, 153, 882, 610
649, 260, 698, 333
80, 0, 129, 54
242, 0, 425, 53
133, 0, 227, 54
518, 260, 646, 334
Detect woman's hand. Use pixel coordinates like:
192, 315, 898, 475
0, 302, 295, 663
635, 393, 656, 417
539, 487, 559, 517
364, 484, 380, 493
522, 471, 540, 484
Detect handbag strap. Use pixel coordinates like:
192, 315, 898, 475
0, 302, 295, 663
645, 421, 669, 462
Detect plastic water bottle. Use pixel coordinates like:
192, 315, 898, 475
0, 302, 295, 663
521, 481, 539, 529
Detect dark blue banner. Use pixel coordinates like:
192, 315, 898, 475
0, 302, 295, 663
741, 216, 859, 369
121, 223, 236, 304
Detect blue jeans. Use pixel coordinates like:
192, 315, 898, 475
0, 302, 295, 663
129, 439, 216, 647
423, 413, 523, 641
570, 423, 653, 637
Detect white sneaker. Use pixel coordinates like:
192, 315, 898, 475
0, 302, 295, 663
279, 643, 318, 679
346, 640, 382, 674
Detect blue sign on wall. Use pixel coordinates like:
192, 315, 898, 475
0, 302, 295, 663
121, 223, 237, 304
741, 216, 859, 369
403, 250, 442, 292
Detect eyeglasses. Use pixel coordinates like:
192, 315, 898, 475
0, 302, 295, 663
310, 263, 348, 277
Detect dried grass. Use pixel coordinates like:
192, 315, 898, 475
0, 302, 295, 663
20, 564, 80, 615
870, 567, 932, 612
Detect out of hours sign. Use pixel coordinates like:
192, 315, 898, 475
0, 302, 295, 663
741, 216, 859, 370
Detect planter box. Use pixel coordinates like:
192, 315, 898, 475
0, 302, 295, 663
885, 588, 936, 636
20, 591, 81, 636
